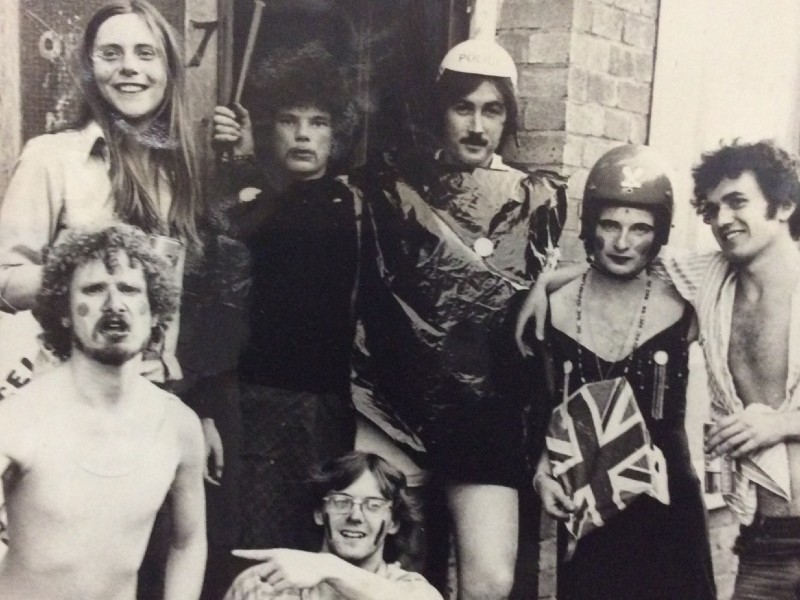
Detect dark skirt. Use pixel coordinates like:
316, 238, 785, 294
558, 474, 716, 600
238, 383, 354, 550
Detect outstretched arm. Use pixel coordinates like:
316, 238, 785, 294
164, 408, 207, 600
230, 549, 442, 600
515, 263, 587, 356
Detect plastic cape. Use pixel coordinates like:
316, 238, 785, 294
353, 157, 567, 464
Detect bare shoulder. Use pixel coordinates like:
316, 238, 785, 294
0, 366, 71, 463
0, 366, 69, 423
642, 275, 689, 337
157, 389, 204, 464
132, 378, 203, 461
550, 278, 580, 334
649, 275, 686, 313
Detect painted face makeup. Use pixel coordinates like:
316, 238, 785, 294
592, 205, 656, 278
69, 253, 155, 365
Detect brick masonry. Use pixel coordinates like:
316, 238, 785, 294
496, 1, 738, 598
497, 0, 661, 264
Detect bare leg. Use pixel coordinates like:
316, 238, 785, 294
447, 483, 518, 600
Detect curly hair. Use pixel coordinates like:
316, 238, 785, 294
308, 451, 420, 561
249, 42, 359, 165
33, 225, 181, 360
692, 140, 800, 239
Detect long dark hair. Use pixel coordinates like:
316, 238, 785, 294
76, 0, 203, 248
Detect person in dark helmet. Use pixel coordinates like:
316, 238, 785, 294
205, 44, 362, 587
353, 38, 567, 600
520, 140, 800, 600
520, 144, 715, 600
223, 452, 442, 600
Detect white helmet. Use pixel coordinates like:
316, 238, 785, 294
437, 39, 518, 90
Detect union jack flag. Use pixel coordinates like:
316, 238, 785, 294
546, 377, 669, 553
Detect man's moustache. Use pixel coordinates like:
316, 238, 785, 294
460, 135, 488, 147
96, 313, 131, 331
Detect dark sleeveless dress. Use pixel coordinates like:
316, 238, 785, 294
546, 306, 716, 600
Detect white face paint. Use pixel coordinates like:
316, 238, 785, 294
70, 254, 155, 365
592, 205, 656, 277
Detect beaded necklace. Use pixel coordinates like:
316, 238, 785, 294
575, 268, 653, 383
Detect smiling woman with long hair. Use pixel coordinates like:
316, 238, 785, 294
0, 0, 203, 384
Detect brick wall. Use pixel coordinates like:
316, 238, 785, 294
496, 1, 738, 598
498, 0, 658, 263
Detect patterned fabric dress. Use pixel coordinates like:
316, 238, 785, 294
546, 306, 716, 600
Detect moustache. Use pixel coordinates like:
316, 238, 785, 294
96, 312, 131, 333
460, 133, 489, 147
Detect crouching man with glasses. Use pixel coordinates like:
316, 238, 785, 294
223, 452, 443, 600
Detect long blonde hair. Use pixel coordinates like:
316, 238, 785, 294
77, 0, 203, 248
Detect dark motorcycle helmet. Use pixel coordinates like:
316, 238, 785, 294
580, 144, 674, 257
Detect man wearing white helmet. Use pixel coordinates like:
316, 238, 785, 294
435, 39, 519, 169
354, 39, 567, 600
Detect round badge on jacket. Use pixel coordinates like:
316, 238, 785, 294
473, 237, 494, 257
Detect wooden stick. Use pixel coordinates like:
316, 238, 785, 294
233, 0, 266, 105
217, 0, 235, 105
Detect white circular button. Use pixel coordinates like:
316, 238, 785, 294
473, 237, 494, 257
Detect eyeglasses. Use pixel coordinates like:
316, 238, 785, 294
323, 493, 392, 515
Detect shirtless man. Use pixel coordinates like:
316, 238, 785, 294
685, 141, 800, 600
517, 140, 800, 599
0, 225, 206, 600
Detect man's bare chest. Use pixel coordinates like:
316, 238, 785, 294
729, 297, 790, 408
